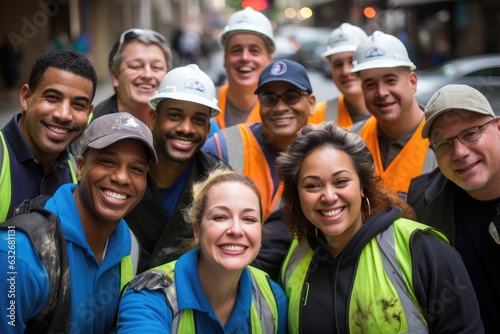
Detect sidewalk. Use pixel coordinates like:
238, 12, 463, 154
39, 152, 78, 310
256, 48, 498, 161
0, 80, 115, 128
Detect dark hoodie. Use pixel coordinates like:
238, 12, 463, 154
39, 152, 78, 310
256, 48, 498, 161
295, 206, 483, 333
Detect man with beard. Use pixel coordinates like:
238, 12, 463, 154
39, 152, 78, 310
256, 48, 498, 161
124, 64, 227, 272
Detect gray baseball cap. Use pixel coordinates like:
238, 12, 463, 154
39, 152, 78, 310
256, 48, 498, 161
81, 112, 158, 163
422, 84, 495, 139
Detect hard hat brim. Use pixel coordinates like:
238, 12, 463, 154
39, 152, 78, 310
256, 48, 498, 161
350, 59, 416, 73
321, 45, 357, 59
149, 92, 221, 117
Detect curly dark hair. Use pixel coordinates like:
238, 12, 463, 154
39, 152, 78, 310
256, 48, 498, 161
276, 121, 415, 243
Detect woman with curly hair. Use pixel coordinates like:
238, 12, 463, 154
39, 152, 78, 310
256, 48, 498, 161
276, 121, 482, 333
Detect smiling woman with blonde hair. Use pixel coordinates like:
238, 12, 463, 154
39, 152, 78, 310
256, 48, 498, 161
117, 169, 287, 333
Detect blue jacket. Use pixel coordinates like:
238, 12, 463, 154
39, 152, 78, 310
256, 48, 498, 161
0, 184, 134, 333
117, 249, 288, 333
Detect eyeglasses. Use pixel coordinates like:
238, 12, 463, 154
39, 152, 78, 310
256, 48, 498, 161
429, 118, 498, 154
258, 91, 309, 107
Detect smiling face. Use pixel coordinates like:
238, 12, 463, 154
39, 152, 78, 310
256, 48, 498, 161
150, 99, 211, 164
111, 40, 168, 111
74, 139, 148, 225
298, 145, 364, 255
195, 181, 262, 273
358, 67, 417, 124
19, 67, 93, 166
223, 33, 272, 90
258, 81, 315, 151
328, 51, 363, 97
430, 110, 500, 200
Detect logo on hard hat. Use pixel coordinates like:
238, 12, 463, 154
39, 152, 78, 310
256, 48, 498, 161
235, 13, 253, 24
332, 34, 349, 44
184, 79, 206, 93
114, 114, 146, 137
365, 47, 386, 60
270, 62, 287, 76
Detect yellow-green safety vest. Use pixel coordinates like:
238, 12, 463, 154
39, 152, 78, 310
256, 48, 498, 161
281, 218, 449, 333
155, 262, 279, 334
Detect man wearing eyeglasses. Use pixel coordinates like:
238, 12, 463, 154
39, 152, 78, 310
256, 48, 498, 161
204, 59, 315, 221
407, 84, 500, 333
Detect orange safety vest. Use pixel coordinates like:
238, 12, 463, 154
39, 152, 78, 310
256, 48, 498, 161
214, 84, 262, 130
213, 124, 283, 220
308, 95, 353, 128
359, 117, 431, 198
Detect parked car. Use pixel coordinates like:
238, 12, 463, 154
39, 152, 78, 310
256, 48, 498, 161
275, 25, 331, 71
415, 54, 500, 115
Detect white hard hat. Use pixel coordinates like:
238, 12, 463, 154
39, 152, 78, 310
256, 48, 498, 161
322, 23, 367, 59
149, 64, 221, 117
350, 31, 416, 73
218, 7, 275, 54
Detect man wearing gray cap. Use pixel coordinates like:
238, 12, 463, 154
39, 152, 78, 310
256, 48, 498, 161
0, 112, 156, 333
408, 84, 500, 333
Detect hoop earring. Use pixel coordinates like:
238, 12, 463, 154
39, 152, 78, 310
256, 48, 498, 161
365, 196, 371, 217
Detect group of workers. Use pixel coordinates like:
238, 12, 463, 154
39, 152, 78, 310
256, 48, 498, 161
0, 5, 498, 334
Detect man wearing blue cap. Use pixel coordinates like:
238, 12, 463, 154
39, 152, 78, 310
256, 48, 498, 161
204, 59, 315, 221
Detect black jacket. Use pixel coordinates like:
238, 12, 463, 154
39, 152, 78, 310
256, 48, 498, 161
125, 150, 226, 273
291, 206, 482, 333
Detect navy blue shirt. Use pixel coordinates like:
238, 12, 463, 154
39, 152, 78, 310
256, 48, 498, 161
1, 113, 75, 220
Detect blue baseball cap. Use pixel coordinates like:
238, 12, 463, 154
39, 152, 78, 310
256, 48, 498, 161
255, 59, 313, 94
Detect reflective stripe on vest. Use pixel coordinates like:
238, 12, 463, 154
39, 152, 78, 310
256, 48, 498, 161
282, 218, 448, 333
0, 131, 12, 222
119, 229, 140, 290
214, 84, 262, 130
307, 95, 353, 128
156, 262, 278, 333
357, 117, 436, 199
223, 124, 283, 220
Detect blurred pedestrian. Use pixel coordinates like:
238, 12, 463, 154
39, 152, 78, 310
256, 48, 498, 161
0, 34, 22, 98
408, 84, 500, 333
277, 121, 483, 333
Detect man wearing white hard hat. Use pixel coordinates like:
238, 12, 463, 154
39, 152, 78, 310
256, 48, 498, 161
408, 84, 500, 333
124, 64, 228, 272
214, 6, 274, 130
350, 31, 437, 201
310, 23, 371, 127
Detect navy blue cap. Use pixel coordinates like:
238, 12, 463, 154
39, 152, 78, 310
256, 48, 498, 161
255, 59, 313, 94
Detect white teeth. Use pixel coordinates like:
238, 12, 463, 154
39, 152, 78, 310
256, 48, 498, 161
104, 190, 127, 200
48, 125, 68, 134
238, 66, 252, 72
138, 84, 153, 89
172, 138, 194, 145
322, 208, 342, 216
220, 245, 245, 251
